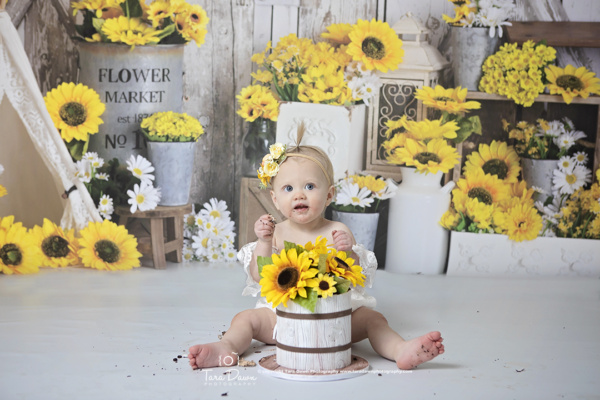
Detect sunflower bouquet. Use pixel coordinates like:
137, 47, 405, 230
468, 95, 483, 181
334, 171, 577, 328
479, 40, 557, 107
44, 82, 106, 161
381, 85, 482, 174
503, 117, 587, 160
440, 140, 545, 242
140, 111, 205, 142
240, 18, 403, 111
257, 237, 365, 312
0, 215, 142, 275
331, 173, 397, 213
71, 0, 209, 48
443, 0, 516, 38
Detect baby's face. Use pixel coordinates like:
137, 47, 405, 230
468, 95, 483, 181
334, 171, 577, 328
270, 157, 333, 225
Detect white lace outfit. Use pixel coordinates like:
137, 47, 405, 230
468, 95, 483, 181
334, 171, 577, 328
237, 242, 378, 311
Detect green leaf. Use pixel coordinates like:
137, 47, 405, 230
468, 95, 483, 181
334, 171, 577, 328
75, 10, 97, 38
455, 212, 467, 231
121, 0, 143, 18
67, 139, 87, 161
283, 241, 304, 255
291, 288, 318, 313
156, 24, 176, 41
92, 18, 105, 34
333, 276, 351, 294
257, 256, 272, 278
454, 115, 482, 143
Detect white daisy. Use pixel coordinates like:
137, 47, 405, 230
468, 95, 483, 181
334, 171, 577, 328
334, 181, 374, 209
223, 247, 238, 262
552, 165, 592, 195
530, 185, 547, 195
573, 151, 589, 166
182, 242, 197, 262
541, 120, 564, 138
74, 159, 92, 183
82, 152, 104, 169
535, 196, 563, 225
194, 214, 205, 229
191, 233, 212, 258
200, 198, 231, 220
98, 194, 114, 215
207, 246, 225, 262
96, 172, 109, 181
554, 130, 586, 152
127, 182, 161, 213
557, 156, 576, 172
126, 155, 155, 185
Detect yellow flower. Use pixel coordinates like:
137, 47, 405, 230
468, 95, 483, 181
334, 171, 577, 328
146, 1, 171, 27
455, 169, 511, 207
395, 138, 460, 174
259, 248, 318, 308
321, 23, 353, 45
463, 140, 521, 182
269, 143, 286, 159
31, 219, 80, 268
415, 85, 481, 114
347, 19, 404, 73
0, 184, 6, 198
495, 203, 543, 242
545, 64, 600, 104
0, 216, 41, 275
101, 16, 161, 47
440, 209, 460, 230
44, 82, 105, 143
401, 118, 459, 142
77, 220, 141, 271
306, 273, 337, 299
326, 248, 365, 287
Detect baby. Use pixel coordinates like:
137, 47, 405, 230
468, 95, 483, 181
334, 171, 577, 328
189, 130, 444, 370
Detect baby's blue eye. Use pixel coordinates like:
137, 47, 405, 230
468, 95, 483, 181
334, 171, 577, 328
305, 183, 315, 190
284, 185, 293, 192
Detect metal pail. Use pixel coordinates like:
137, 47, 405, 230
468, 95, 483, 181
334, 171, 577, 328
78, 42, 184, 163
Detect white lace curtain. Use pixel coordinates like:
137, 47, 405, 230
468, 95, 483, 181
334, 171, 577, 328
0, 10, 101, 230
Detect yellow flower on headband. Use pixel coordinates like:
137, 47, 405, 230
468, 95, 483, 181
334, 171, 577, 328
258, 143, 287, 188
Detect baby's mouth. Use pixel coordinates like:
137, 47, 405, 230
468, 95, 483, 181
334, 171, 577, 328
294, 204, 308, 211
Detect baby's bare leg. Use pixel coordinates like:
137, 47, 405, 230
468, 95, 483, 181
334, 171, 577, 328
188, 308, 276, 369
351, 307, 444, 370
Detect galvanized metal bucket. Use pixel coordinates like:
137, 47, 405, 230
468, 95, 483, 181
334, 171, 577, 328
78, 42, 184, 163
147, 141, 196, 206
450, 26, 499, 91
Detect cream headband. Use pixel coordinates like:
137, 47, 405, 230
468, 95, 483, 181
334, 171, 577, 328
257, 143, 332, 188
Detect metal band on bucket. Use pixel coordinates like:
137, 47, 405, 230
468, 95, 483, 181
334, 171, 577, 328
275, 308, 352, 320
275, 341, 352, 354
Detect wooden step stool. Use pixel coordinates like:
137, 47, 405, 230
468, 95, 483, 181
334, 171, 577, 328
115, 204, 192, 269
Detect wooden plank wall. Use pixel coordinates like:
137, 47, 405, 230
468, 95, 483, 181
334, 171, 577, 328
7, 0, 600, 247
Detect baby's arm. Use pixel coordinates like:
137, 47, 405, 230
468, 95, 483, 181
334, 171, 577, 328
248, 214, 275, 283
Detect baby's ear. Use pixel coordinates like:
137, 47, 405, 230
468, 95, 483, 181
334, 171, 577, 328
325, 185, 335, 206
270, 190, 280, 210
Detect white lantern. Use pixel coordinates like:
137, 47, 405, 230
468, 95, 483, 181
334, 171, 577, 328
366, 13, 449, 178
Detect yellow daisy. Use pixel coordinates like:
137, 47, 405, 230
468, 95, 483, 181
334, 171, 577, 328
0, 184, 6, 198
463, 140, 521, 182
455, 169, 511, 207
31, 219, 80, 268
0, 216, 42, 275
259, 248, 318, 308
545, 64, 600, 104
321, 23, 353, 45
101, 16, 161, 47
146, 1, 171, 28
395, 138, 460, 174
347, 19, 404, 73
495, 203, 543, 242
44, 82, 105, 143
306, 273, 338, 299
77, 220, 141, 271
415, 85, 481, 114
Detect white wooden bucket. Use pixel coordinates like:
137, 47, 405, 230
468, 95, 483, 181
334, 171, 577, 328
275, 291, 352, 372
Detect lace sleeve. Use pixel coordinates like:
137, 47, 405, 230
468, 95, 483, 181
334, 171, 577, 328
237, 242, 261, 297
352, 244, 377, 288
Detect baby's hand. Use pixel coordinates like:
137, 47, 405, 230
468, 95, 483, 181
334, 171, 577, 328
254, 214, 275, 243
332, 229, 353, 253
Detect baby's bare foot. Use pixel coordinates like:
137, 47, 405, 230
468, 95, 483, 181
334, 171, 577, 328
395, 331, 444, 370
188, 342, 239, 370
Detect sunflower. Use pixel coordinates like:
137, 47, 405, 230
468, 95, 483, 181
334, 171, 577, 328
259, 248, 318, 308
545, 65, 600, 104
326, 248, 365, 287
101, 16, 161, 47
395, 138, 460, 174
347, 19, 404, 73
306, 273, 337, 299
146, 1, 171, 28
463, 140, 521, 182
44, 82, 105, 143
455, 169, 511, 207
415, 85, 481, 114
31, 219, 80, 268
402, 118, 459, 142
0, 184, 6, 198
0, 216, 42, 275
321, 23, 353, 45
302, 236, 329, 266
77, 220, 141, 271
495, 203, 543, 242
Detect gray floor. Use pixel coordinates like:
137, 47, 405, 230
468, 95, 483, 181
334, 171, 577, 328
1, 262, 599, 399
